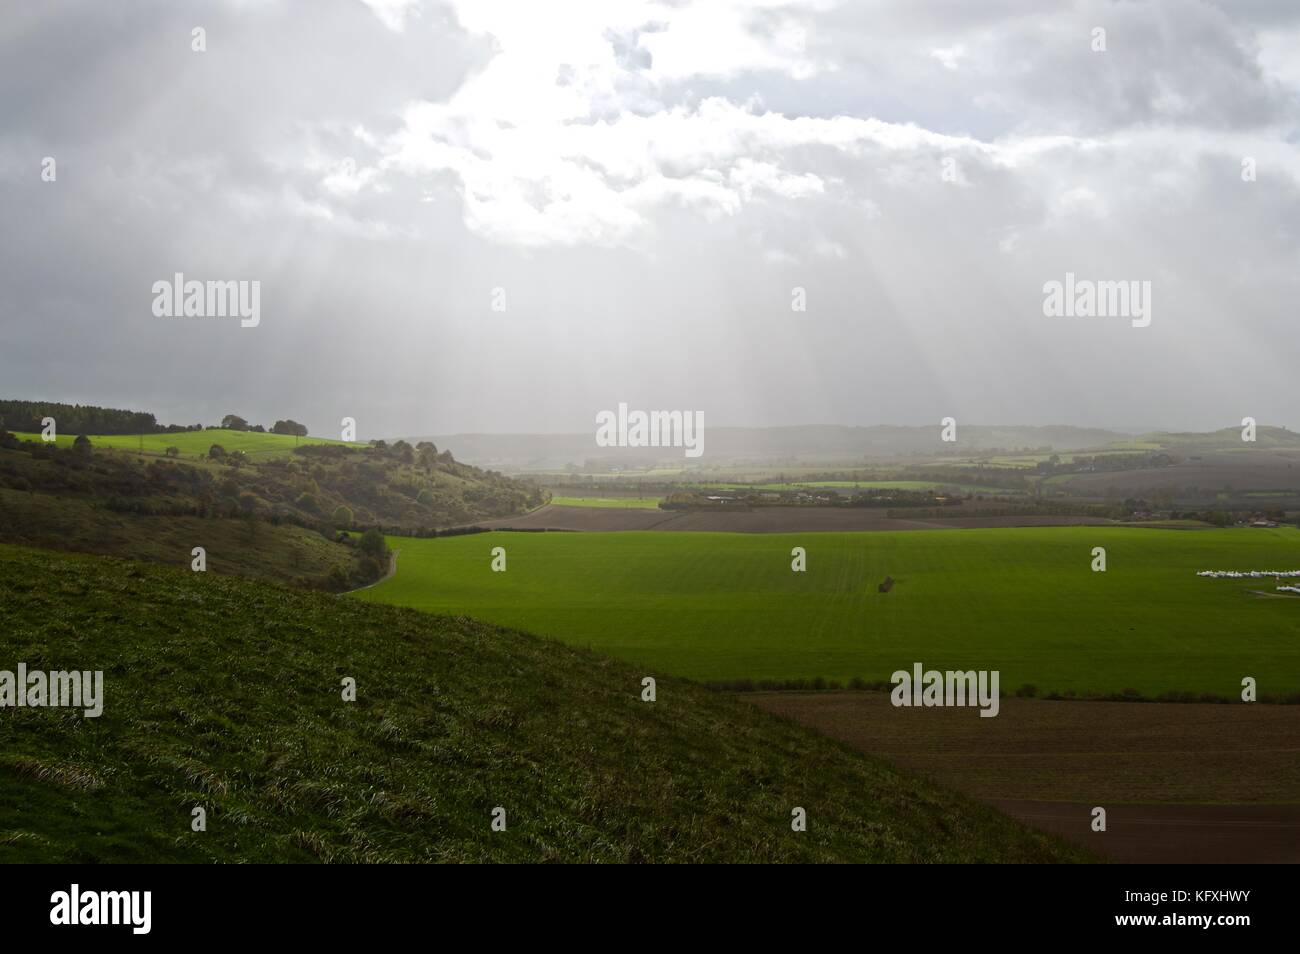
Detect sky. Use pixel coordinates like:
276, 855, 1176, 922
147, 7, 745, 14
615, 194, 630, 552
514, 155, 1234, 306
1, 0, 1298, 440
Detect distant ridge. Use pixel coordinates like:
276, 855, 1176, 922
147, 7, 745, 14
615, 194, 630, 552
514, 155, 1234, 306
403, 424, 1130, 471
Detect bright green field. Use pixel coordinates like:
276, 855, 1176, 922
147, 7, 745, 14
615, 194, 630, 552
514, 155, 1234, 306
354, 526, 1300, 697
549, 495, 663, 509
10, 428, 356, 459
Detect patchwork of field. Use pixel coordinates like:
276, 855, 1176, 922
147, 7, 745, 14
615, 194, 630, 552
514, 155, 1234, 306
9, 428, 355, 459
354, 526, 1300, 697
476, 503, 1114, 532
1048, 449, 1300, 498
716, 480, 1018, 495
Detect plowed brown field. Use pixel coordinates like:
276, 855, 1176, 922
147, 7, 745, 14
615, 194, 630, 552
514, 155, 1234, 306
479, 504, 1115, 532
744, 692, 1300, 863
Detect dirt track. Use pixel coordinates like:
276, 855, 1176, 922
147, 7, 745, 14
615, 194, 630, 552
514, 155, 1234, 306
479, 504, 1115, 533
744, 692, 1300, 864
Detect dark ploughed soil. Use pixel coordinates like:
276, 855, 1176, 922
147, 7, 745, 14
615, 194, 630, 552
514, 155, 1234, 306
1059, 448, 1300, 499
986, 800, 1300, 864
744, 692, 1300, 864
478, 504, 1115, 533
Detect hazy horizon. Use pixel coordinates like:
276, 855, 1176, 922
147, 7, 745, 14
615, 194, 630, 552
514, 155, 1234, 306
3, 398, 1288, 443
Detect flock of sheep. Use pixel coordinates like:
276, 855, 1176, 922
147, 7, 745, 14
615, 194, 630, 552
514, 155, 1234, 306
1196, 570, 1300, 578
1195, 569, 1300, 595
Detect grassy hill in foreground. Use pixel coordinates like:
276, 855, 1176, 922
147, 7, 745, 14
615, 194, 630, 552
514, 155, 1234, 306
0, 545, 1087, 863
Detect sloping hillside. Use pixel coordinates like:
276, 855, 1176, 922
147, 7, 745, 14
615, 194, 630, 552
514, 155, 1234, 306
0, 428, 542, 528
0, 488, 360, 589
0, 545, 1089, 863
0, 420, 545, 589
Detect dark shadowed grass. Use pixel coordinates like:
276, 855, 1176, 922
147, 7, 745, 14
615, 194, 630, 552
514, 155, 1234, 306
0, 544, 1091, 863
0, 488, 355, 588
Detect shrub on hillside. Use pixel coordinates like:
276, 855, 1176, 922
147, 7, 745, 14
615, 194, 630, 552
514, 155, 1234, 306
358, 528, 387, 560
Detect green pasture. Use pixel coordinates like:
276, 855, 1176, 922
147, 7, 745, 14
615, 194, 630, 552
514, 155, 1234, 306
9, 428, 356, 459
355, 526, 1300, 697
549, 495, 664, 509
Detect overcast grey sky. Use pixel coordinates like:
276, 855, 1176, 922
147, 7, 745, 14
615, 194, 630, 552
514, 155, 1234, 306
2, 0, 1298, 439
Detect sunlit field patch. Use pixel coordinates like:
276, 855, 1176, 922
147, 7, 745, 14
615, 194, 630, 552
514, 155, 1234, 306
355, 526, 1300, 697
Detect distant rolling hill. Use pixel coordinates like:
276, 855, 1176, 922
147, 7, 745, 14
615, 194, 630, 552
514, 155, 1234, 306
408, 424, 1130, 472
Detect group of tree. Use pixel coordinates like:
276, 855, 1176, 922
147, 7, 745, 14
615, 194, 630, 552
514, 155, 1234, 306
1, 398, 323, 442
218, 414, 308, 437
207, 445, 249, 467
272, 420, 308, 436
0, 399, 317, 440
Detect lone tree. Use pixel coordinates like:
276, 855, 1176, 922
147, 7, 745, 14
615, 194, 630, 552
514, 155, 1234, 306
272, 419, 308, 437
221, 414, 249, 431
358, 528, 388, 560
72, 434, 93, 457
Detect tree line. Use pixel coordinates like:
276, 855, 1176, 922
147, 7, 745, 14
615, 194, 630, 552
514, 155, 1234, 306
0, 400, 312, 438
0, 400, 194, 436
219, 414, 308, 436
